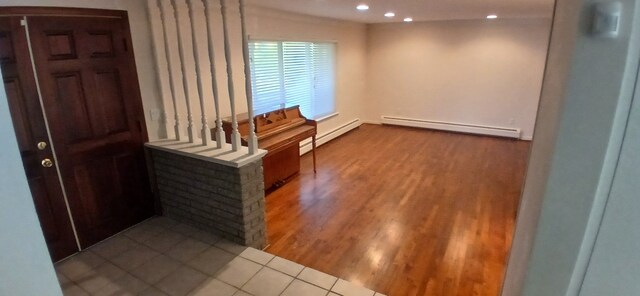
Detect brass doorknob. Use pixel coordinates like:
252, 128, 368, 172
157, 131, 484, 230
41, 158, 54, 168
37, 141, 47, 150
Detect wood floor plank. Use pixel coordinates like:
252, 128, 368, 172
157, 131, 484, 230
264, 124, 530, 296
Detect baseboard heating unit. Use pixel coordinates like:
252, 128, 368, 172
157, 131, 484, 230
380, 116, 521, 139
300, 118, 361, 155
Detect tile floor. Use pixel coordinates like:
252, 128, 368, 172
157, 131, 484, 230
56, 216, 386, 296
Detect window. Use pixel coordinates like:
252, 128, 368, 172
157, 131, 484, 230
249, 41, 336, 119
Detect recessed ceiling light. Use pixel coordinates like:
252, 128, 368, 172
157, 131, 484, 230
385, 12, 395, 18
486, 14, 498, 19
404, 17, 413, 22
357, 4, 369, 11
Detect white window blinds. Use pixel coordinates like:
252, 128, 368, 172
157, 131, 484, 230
249, 41, 336, 119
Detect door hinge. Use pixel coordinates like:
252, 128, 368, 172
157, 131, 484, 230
20, 19, 27, 27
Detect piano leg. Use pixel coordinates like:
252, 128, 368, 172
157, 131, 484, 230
312, 135, 317, 174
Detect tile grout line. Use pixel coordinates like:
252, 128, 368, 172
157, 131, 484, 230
275, 260, 297, 296
57, 218, 381, 296
328, 277, 341, 295
294, 266, 341, 292
147, 229, 233, 294
238, 264, 266, 294
96, 220, 216, 295
56, 219, 215, 295
238, 254, 302, 296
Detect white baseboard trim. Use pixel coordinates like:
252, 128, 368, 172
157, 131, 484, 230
380, 115, 521, 139
361, 119, 381, 125
300, 118, 361, 155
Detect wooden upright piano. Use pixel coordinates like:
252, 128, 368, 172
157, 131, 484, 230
216, 106, 317, 190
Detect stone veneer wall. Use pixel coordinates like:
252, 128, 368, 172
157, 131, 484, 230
147, 148, 266, 249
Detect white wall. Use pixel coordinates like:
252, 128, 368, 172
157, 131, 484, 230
0, 72, 62, 296
579, 61, 640, 295
146, 1, 368, 141
502, 0, 640, 294
365, 18, 551, 140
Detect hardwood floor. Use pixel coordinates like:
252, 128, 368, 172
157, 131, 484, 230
264, 124, 531, 296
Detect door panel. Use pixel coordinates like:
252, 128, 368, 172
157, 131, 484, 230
94, 70, 129, 134
53, 72, 94, 142
0, 17, 78, 261
27, 15, 154, 248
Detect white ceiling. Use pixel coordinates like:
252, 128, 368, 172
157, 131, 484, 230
246, 0, 554, 23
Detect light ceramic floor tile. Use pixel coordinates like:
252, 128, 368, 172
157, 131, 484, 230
90, 235, 140, 260
56, 217, 383, 296
215, 239, 248, 255
124, 223, 166, 243
241, 267, 293, 296
374, 293, 387, 296
131, 254, 182, 284
57, 270, 72, 286
189, 278, 238, 296
266, 257, 304, 277
142, 229, 187, 253
331, 279, 375, 296
214, 257, 262, 288
166, 238, 210, 263
62, 284, 89, 296
171, 223, 201, 237
138, 286, 169, 296
75, 262, 125, 293
155, 265, 208, 296
93, 273, 149, 296
297, 267, 338, 290
187, 246, 236, 276
56, 251, 105, 281
190, 229, 222, 245
59, 283, 76, 293
281, 279, 329, 296
110, 244, 161, 271
146, 216, 180, 229
239, 248, 275, 265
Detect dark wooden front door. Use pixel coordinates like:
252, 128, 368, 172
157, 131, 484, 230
0, 10, 154, 261
0, 17, 79, 261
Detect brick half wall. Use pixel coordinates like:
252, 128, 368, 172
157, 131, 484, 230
147, 147, 266, 249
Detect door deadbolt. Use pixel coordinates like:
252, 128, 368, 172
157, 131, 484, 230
37, 141, 47, 150
41, 158, 54, 168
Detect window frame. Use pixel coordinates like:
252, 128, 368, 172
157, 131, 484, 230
248, 37, 338, 120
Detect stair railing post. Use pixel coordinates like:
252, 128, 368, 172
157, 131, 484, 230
202, 0, 226, 148
239, 0, 258, 154
219, 0, 242, 151
186, 0, 212, 146
156, 0, 182, 141
171, 0, 197, 143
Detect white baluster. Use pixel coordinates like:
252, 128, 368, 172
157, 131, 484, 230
156, 0, 182, 141
186, 0, 212, 146
171, 0, 197, 143
202, 0, 226, 149
147, 0, 174, 139
219, 0, 242, 151
238, 0, 258, 154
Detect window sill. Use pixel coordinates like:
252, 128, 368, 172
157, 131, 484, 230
315, 112, 339, 123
